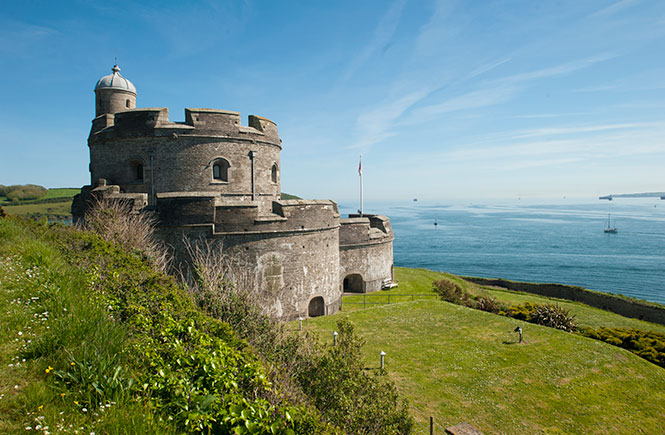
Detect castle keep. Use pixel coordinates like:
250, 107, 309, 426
73, 65, 394, 320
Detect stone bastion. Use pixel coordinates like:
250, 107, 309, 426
73, 64, 395, 320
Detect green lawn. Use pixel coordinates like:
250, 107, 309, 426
341, 267, 665, 334
318, 267, 665, 433
1, 187, 78, 220
305, 300, 665, 434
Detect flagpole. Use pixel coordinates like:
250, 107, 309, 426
359, 156, 363, 215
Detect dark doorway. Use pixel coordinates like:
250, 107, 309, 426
308, 296, 325, 317
343, 273, 364, 293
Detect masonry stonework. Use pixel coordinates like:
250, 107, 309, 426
73, 64, 394, 320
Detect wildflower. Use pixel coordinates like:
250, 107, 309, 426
74, 401, 79, 405
18, 331, 23, 336
82, 407, 87, 413
70, 362, 75, 366
61, 393, 66, 397
37, 405, 43, 411
45, 366, 53, 374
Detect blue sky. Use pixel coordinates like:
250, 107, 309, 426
1, 0, 664, 202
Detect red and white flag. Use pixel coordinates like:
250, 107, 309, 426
358, 157, 362, 176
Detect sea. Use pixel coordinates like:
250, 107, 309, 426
339, 198, 665, 305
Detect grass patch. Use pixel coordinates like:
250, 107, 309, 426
304, 300, 665, 434
342, 267, 665, 334
1, 187, 78, 220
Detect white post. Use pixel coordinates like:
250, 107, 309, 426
379, 350, 386, 369
298, 317, 303, 331
333, 331, 338, 346
359, 155, 363, 216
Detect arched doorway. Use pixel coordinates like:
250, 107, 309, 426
308, 296, 325, 317
343, 273, 364, 293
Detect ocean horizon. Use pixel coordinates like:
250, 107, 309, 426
339, 197, 665, 305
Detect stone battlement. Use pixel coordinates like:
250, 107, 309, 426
154, 193, 340, 235
90, 107, 280, 146
339, 214, 394, 247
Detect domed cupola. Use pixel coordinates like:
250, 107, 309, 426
94, 64, 137, 116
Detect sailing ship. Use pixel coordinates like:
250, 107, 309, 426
604, 214, 617, 233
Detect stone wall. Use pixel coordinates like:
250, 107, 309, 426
155, 198, 342, 320
339, 214, 394, 293
88, 108, 281, 212
464, 277, 665, 326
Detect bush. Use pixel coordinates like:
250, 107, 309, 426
531, 303, 576, 331
474, 295, 504, 313
82, 197, 169, 271
0, 205, 5, 217
501, 302, 576, 331
433, 279, 468, 304
181, 238, 414, 434
582, 327, 665, 368
1, 184, 48, 203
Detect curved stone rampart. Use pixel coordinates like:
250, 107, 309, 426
339, 214, 394, 293
88, 108, 282, 211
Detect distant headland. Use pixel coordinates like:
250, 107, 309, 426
599, 192, 665, 200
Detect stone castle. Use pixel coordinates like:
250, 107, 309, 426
73, 64, 395, 320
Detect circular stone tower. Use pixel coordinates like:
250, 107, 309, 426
94, 64, 136, 116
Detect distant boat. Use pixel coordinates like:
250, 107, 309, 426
661, 196, 665, 200
604, 214, 618, 233
413, 198, 418, 202
434, 219, 438, 226
599, 195, 613, 201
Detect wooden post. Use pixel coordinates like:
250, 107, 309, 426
363, 294, 366, 308
430, 416, 434, 435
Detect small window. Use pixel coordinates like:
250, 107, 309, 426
126, 99, 131, 108
136, 164, 144, 181
271, 163, 278, 183
213, 158, 230, 182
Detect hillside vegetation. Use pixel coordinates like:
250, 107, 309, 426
0, 186, 79, 221
308, 268, 665, 434
0, 213, 412, 434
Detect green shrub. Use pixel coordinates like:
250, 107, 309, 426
530, 303, 576, 331
501, 303, 576, 331
0, 205, 5, 217
582, 327, 665, 368
297, 319, 414, 435
1, 184, 48, 203
433, 279, 468, 304
181, 239, 413, 434
474, 295, 504, 313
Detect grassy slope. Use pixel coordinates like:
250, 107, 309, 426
343, 267, 665, 334
1, 188, 79, 219
310, 267, 665, 434
0, 218, 322, 434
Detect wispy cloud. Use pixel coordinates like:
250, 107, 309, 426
513, 112, 591, 119
338, 0, 406, 84
592, 0, 641, 17
404, 86, 516, 124
511, 122, 648, 139
498, 54, 616, 84
0, 21, 59, 53
348, 89, 430, 150
466, 56, 512, 80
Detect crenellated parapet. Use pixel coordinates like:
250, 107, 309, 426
339, 214, 395, 293
90, 107, 280, 147
339, 214, 394, 247
155, 194, 340, 235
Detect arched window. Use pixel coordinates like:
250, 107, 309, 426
213, 158, 230, 182
126, 99, 131, 108
128, 159, 145, 183
271, 163, 278, 183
